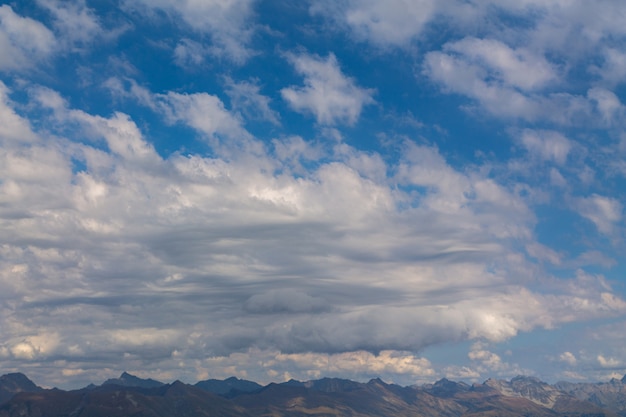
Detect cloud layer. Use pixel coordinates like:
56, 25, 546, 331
0, 0, 625, 389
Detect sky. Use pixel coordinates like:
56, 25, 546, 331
0, 0, 626, 390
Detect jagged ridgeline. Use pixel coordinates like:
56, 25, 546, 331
2, 372, 626, 416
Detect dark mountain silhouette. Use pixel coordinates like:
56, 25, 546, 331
102, 371, 164, 388
0, 373, 42, 405
303, 377, 363, 392
195, 376, 262, 396
1, 372, 625, 416
0, 380, 250, 417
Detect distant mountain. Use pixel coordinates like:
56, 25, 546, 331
556, 378, 626, 416
194, 376, 262, 396
0, 381, 250, 417
303, 377, 363, 392
233, 376, 567, 417
102, 371, 164, 389
422, 377, 470, 397
0, 373, 42, 405
485, 375, 615, 417
1, 372, 626, 417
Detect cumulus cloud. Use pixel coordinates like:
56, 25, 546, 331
468, 344, 505, 371
519, 130, 572, 165
0, 4, 55, 70
281, 52, 375, 125
130, 0, 256, 63
423, 42, 626, 128
196, 349, 434, 385
106, 79, 259, 157
597, 355, 621, 368
35, 0, 102, 49
313, 0, 626, 60
444, 37, 557, 91
156, 91, 249, 141
0, 82, 38, 142
559, 351, 577, 366
310, 0, 436, 47
423, 47, 538, 120
422, 38, 599, 124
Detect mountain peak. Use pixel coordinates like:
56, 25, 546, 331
367, 377, 385, 385
195, 376, 263, 396
303, 377, 363, 392
511, 375, 543, 384
0, 373, 42, 405
102, 371, 164, 388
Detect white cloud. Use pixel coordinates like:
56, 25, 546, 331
272, 135, 322, 173
310, 0, 436, 47
467, 342, 528, 377
0, 81, 37, 142
195, 349, 434, 385
79, 112, 161, 163
519, 129, 572, 165
311, 0, 626, 73
444, 365, 481, 380
106, 80, 262, 159
10, 342, 38, 360
423, 45, 622, 127
445, 37, 557, 91
276, 350, 435, 379
130, 0, 256, 63
109, 328, 182, 348
281, 52, 375, 126
587, 87, 624, 126
576, 194, 622, 235
597, 354, 621, 368
157, 91, 248, 140
0, 4, 55, 70
468, 344, 505, 371
36, 0, 102, 49
423, 48, 540, 120
559, 351, 577, 366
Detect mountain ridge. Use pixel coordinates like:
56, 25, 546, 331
1, 372, 626, 416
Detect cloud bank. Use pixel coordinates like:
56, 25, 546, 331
0, 0, 625, 389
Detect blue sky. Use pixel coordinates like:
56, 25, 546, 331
1, 0, 626, 389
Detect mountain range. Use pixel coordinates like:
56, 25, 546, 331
2, 372, 626, 416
